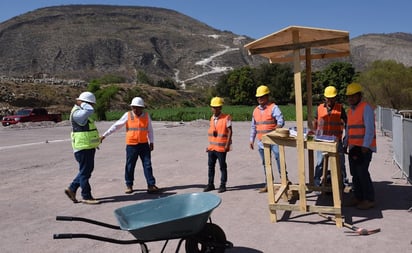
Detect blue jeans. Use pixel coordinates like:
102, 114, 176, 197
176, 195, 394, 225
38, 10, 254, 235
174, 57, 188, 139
349, 147, 374, 201
207, 150, 228, 186
69, 148, 96, 200
258, 144, 281, 183
125, 143, 156, 187
314, 141, 347, 186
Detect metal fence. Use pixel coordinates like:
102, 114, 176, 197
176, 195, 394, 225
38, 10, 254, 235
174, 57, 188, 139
376, 106, 412, 183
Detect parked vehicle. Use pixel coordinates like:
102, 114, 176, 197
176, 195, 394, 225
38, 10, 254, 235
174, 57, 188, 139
2, 108, 62, 126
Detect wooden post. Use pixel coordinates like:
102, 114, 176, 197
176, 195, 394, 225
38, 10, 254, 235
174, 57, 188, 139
292, 30, 306, 212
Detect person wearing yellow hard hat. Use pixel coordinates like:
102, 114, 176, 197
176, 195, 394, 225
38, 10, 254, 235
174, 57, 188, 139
249, 85, 285, 193
204, 97, 233, 193
312, 86, 348, 189
100, 97, 160, 195
344, 83, 377, 210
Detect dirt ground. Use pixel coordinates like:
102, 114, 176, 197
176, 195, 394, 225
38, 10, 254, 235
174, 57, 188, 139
0, 120, 411, 253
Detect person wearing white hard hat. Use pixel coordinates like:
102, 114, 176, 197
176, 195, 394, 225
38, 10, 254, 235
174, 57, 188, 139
65, 91, 101, 205
100, 97, 160, 194
204, 97, 232, 193
312, 86, 348, 189
249, 85, 285, 193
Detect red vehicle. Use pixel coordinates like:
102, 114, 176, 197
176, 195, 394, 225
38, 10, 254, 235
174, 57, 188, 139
2, 108, 62, 126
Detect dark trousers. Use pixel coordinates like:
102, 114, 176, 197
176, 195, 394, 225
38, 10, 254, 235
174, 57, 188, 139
207, 150, 228, 186
349, 147, 374, 201
70, 148, 96, 199
125, 143, 156, 187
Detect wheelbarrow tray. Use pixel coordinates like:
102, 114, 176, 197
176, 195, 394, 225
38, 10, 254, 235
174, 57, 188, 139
114, 192, 221, 241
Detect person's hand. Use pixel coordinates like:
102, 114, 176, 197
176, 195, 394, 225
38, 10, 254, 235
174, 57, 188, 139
205, 147, 209, 152
99, 136, 105, 143
149, 143, 154, 151
361, 147, 370, 153
249, 142, 254, 150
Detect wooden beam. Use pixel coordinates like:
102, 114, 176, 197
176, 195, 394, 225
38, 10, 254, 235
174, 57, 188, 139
248, 36, 349, 55
268, 51, 350, 63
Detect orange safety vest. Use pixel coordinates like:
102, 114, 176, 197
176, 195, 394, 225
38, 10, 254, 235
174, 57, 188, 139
253, 103, 277, 140
347, 101, 376, 148
208, 113, 231, 152
125, 111, 149, 145
317, 103, 344, 139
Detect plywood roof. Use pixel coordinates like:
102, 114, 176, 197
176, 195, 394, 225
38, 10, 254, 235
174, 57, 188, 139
244, 25, 350, 62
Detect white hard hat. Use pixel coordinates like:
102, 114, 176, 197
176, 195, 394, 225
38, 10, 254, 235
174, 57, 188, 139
76, 91, 96, 104
130, 97, 145, 107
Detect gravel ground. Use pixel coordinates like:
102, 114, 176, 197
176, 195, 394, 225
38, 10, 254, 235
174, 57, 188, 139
0, 120, 411, 253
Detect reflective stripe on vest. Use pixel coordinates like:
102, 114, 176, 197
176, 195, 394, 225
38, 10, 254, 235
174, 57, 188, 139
126, 111, 149, 145
347, 101, 376, 148
208, 113, 231, 152
317, 103, 344, 139
253, 103, 277, 140
70, 106, 100, 150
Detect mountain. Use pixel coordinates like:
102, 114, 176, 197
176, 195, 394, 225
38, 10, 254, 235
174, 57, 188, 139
0, 5, 411, 116
350, 33, 412, 70
0, 5, 265, 87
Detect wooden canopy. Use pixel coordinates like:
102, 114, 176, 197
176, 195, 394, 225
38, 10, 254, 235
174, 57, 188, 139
244, 25, 350, 63
244, 26, 350, 217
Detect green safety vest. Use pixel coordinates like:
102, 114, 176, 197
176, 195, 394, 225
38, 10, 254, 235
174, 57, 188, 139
70, 106, 100, 150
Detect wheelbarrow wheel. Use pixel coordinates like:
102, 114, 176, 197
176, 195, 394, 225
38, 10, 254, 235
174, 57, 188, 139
185, 223, 227, 253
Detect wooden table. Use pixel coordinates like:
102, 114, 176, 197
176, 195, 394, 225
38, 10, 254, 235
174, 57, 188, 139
262, 131, 343, 227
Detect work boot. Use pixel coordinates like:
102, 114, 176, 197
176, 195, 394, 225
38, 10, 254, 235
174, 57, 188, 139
82, 198, 100, 205
356, 200, 375, 210
258, 186, 268, 193
125, 186, 133, 194
64, 188, 78, 203
218, 185, 226, 193
344, 197, 361, 207
203, 184, 215, 192
147, 185, 161, 194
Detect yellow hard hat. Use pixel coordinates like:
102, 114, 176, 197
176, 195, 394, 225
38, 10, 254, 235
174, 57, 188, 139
324, 86, 337, 98
210, 97, 224, 107
346, 83, 362, 96
256, 85, 270, 97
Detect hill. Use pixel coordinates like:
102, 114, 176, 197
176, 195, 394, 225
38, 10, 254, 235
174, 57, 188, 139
1, 5, 412, 116
0, 5, 264, 88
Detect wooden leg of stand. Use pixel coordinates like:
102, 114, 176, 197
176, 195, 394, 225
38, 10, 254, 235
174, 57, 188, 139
328, 153, 343, 227
264, 143, 277, 222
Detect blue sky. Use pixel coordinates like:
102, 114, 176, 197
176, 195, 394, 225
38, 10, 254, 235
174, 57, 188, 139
1, 0, 411, 39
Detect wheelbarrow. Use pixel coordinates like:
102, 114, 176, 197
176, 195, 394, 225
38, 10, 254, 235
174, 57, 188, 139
54, 192, 233, 253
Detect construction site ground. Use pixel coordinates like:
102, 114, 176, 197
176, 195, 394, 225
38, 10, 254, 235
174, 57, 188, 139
0, 120, 411, 253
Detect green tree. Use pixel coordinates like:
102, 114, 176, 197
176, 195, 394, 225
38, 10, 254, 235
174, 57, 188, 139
255, 63, 294, 105
312, 62, 356, 104
87, 82, 119, 120
215, 66, 256, 105
357, 60, 412, 109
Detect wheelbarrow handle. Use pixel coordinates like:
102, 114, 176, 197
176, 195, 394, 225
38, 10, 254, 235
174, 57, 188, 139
53, 233, 141, 244
55, 216, 121, 230
56, 216, 73, 221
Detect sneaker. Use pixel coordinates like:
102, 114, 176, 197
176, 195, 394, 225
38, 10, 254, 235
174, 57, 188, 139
82, 198, 100, 205
203, 184, 215, 192
147, 185, 160, 194
64, 188, 78, 203
258, 186, 268, 193
125, 186, 133, 194
218, 185, 226, 193
356, 200, 375, 210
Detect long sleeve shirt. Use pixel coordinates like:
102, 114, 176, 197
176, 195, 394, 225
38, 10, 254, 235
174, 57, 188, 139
250, 103, 284, 149
72, 102, 94, 126
344, 102, 376, 152
102, 111, 154, 144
